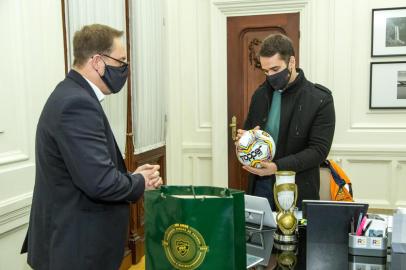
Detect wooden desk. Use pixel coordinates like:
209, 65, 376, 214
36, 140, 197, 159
247, 226, 406, 269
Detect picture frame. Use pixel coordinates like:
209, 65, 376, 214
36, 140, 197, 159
370, 61, 406, 109
371, 7, 406, 57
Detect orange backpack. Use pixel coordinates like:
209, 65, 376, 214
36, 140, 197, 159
322, 160, 354, 202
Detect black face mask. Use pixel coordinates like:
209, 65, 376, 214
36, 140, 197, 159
266, 67, 291, 91
101, 63, 129, 94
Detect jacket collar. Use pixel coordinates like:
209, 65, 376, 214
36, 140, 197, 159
283, 68, 305, 94
66, 69, 99, 101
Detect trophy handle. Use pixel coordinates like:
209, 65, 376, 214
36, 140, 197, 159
273, 183, 297, 211
273, 183, 282, 212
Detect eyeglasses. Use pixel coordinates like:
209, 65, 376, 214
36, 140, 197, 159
100, 53, 128, 67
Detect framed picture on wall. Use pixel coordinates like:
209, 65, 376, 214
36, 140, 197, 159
370, 61, 406, 109
371, 7, 406, 57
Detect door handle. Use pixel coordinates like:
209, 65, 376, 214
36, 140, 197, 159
229, 116, 237, 140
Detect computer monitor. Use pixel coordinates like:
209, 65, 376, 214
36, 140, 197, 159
302, 200, 369, 270
244, 195, 277, 230
302, 200, 368, 219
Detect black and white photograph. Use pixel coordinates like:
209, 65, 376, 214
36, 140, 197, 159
370, 61, 406, 108
372, 7, 406, 56
386, 17, 406, 47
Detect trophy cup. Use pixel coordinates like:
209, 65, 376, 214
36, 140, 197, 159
273, 171, 298, 243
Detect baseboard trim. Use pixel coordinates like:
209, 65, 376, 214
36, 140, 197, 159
0, 192, 32, 235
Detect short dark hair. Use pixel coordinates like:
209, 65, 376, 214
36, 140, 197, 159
73, 24, 124, 67
258, 33, 295, 63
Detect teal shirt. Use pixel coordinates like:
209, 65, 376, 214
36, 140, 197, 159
264, 90, 282, 145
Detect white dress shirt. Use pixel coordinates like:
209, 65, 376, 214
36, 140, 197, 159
84, 77, 105, 103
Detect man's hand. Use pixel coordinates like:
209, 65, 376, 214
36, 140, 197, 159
235, 126, 260, 146
134, 164, 163, 190
148, 177, 163, 189
242, 161, 277, 177
134, 163, 156, 173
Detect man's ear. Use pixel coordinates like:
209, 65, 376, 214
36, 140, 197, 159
90, 55, 104, 75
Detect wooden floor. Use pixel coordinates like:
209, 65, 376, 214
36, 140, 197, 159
129, 257, 145, 270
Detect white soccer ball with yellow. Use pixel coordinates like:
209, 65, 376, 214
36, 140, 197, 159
236, 130, 276, 168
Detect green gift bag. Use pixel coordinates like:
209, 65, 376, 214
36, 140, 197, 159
145, 186, 246, 270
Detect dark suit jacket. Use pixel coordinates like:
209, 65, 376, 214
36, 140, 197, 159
22, 70, 145, 270
244, 69, 335, 209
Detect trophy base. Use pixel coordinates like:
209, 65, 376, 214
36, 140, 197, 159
274, 244, 298, 269
273, 230, 298, 244
273, 241, 297, 252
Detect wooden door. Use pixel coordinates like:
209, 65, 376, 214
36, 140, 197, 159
227, 13, 300, 191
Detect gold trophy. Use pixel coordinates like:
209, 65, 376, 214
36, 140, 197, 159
274, 247, 298, 270
273, 171, 298, 243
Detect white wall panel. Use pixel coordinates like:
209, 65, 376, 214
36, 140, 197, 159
178, 0, 212, 142
181, 144, 213, 186
195, 157, 213, 186
165, 0, 213, 184
196, 0, 212, 130
181, 156, 194, 186
165, 0, 183, 182
0, 0, 65, 268
0, 0, 64, 209
345, 159, 392, 208
181, 155, 213, 186
394, 161, 406, 207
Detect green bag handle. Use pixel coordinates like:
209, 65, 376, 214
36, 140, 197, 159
159, 185, 231, 199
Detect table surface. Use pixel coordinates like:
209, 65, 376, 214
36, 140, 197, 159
246, 226, 406, 270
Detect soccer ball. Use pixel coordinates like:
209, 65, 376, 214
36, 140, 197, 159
236, 130, 276, 168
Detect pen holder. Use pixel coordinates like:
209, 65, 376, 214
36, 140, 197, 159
348, 233, 387, 257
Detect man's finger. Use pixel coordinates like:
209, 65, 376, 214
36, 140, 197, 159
145, 166, 159, 175
148, 173, 160, 182
153, 177, 163, 188
242, 166, 258, 174
260, 161, 272, 168
243, 165, 265, 176
141, 163, 155, 170
135, 163, 155, 173
149, 177, 162, 187
137, 163, 153, 171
